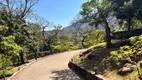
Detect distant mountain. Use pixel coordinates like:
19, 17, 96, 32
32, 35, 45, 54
63, 23, 89, 31
44, 31, 51, 36
44, 22, 104, 36
62, 26, 76, 31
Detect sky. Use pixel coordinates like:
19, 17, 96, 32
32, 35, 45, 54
33, 0, 87, 27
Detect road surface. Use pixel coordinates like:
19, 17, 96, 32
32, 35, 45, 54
10, 49, 85, 80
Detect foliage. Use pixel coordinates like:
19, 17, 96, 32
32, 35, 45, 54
0, 36, 21, 79
0, 11, 41, 64
85, 30, 105, 47
80, 0, 117, 48
0, 0, 39, 19
113, 0, 142, 31
52, 40, 78, 53
111, 35, 142, 65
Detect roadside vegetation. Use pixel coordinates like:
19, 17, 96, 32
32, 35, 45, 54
72, 0, 142, 80
0, 0, 142, 80
0, 0, 105, 79
73, 35, 142, 80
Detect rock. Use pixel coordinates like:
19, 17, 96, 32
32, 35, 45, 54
124, 63, 137, 70
93, 67, 98, 74
87, 70, 96, 75
118, 57, 135, 65
118, 67, 132, 75
118, 63, 136, 75
130, 65, 137, 70
124, 63, 133, 67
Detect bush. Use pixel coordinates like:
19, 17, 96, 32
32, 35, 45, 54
111, 35, 142, 65
0, 36, 21, 79
85, 30, 105, 47
52, 40, 78, 53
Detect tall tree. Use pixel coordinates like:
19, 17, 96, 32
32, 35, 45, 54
80, 0, 116, 48
37, 17, 62, 54
113, 0, 142, 30
0, 11, 40, 64
0, 0, 39, 19
71, 15, 95, 48
45, 25, 62, 54
114, 0, 135, 31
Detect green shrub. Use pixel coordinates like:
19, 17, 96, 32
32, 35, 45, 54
111, 34, 142, 65
52, 40, 78, 52
0, 36, 21, 79
85, 30, 105, 47
129, 36, 139, 44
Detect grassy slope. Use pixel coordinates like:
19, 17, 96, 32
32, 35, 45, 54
72, 42, 140, 80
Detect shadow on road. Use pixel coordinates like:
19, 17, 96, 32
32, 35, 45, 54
50, 69, 82, 80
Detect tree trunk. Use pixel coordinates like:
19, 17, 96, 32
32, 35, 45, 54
19, 51, 25, 64
127, 17, 131, 31
48, 45, 53, 54
81, 36, 86, 48
104, 19, 112, 48
42, 27, 45, 38
47, 42, 53, 54
34, 52, 37, 60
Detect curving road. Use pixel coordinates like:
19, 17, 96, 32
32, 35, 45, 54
10, 49, 85, 80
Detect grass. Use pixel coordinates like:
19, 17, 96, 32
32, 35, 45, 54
72, 42, 141, 80
73, 42, 106, 64
104, 69, 139, 80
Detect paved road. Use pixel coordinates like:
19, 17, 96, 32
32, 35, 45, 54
10, 49, 85, 80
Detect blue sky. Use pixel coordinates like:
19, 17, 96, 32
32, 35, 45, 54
33, 0, 87, 27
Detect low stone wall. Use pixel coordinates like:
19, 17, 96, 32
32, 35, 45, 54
68, 60, 104, 80
111, 28, 142, 39
27, 51, 50, 60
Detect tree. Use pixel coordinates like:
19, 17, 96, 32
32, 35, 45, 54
27, 23, 42, 38
0, 11, 40, 64
85, 30, 105, 47
0, 11, 27, 64
80, 0, 116, 48
0, 0, 39, 19
45, 25, 62, 54
113, 0, 142, 30
0, 36, 21, 80
37, 17, 53, 53
114, 0, 135, 31
71, 15, 95, 48
36, 17, 51, 39
37, 17, 63, 54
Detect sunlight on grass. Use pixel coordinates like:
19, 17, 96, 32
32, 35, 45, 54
72, 42, 141, 80
104, 69, 139, 80
72, 42, 106, 64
